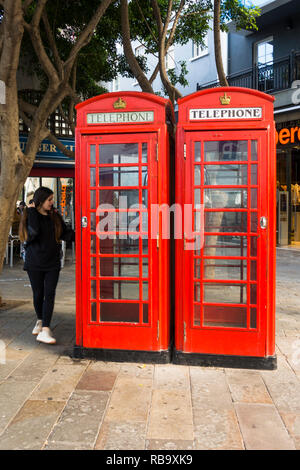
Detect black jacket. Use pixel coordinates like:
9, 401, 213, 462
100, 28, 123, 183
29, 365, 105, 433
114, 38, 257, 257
23, 207, 75, 271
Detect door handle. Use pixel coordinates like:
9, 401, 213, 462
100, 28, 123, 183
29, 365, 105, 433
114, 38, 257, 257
260, 216, 267, 229
81, 216, 88, 228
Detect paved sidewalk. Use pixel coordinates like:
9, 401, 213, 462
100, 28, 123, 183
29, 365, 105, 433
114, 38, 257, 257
0, 249, 299, 450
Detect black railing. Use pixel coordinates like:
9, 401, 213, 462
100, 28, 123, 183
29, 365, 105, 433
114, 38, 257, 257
197, 51, 300, 94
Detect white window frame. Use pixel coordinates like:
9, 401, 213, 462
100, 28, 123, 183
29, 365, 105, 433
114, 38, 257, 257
254, 36, 273, 66
190, 35, 209, 61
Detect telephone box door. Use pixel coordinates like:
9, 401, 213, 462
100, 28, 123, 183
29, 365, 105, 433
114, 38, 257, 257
80, 132, 159, 351
181, 129, 269, 357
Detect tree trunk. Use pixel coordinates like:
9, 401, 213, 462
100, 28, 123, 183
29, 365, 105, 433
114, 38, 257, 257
213, 0, 229, 87
151, 0, 182, 104
121, 0, 154, 94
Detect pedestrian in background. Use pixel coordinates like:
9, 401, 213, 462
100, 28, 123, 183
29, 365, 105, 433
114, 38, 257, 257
19, 186, 75, 344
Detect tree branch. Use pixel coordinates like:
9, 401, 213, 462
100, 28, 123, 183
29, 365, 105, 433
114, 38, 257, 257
214, 0, 228, 86
134, 0, 158, 45
23, 1, 60, 85
121, 0, 154, 94
42, 9, 64, 79
63, 0, 115, 80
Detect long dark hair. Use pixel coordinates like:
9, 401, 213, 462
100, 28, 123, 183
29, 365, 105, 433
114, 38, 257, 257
19, 186, 63, 243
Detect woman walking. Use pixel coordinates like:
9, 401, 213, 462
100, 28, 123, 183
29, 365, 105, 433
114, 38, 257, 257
19, 187, 75, 344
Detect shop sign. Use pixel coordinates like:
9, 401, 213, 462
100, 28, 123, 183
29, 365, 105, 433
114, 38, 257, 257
276, 126, 300, 145
19, 135, 75, 161
87, 111, 154, 124
189, 107, 262, 120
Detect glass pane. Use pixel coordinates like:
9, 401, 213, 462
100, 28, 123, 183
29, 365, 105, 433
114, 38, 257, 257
99, 189, 139, 208
99, 143, 139, 164
100, 257, 139, 277
250, 237, 257, 256
205, 211, 247, 232
90, 145, 96, 164
142, 143, 148, 163
142, 238, 148, 254
194, 166, 201, 186
90, 257, 97, 276
100, 280, 140, 300
204, 165, 247, 185
204, 189, 247, 208
90, 213, 96, 231
100, 302, 139, 323
194, 283, 201, 302
251, 189, 257, 208
143, 303, 149, 323
194, 304, 201, 325
194, 258, 201, 279
204, 141, 248, 162
90, 190, 96, 209
250, 284, 257, 304
90, 168, 96, 186
203, 236, 247, 257
91, 235, 97, 254
251, 165, 258, 185
194, 189, 201, 206
251, 212, 258, 232
251, 141, 258, 161
194, 142, 201, 162
143, 282, 148, 301
142, 259, 148, 277
204, 259, 247, 280
91, 280, 97, 299
250, 307, 257, 328
203, 305, 247, 328
250, 260, 257, 281
91, 303, 97, 322
99, 166, 139, 187
204, 283, 247, 304
100, 236, 140, 255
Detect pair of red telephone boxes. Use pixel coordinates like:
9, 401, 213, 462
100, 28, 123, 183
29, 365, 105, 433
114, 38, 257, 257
74, 88, 276, 369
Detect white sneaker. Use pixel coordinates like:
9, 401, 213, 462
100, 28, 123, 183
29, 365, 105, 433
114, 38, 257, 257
32, 320, 42, 335
36, 328, 56, 345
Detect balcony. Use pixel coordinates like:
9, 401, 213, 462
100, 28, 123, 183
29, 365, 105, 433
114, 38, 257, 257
197, 51, 300, 95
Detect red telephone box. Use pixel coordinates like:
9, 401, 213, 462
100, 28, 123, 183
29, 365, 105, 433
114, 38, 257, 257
74, 92, 174, 362
174, 87, 276, 369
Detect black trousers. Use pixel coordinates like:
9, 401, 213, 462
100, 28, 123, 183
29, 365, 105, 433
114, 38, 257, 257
27, 269, 60, 328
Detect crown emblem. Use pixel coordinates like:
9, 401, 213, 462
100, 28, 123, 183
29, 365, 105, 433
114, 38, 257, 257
113, 97, 127, 109
219, 92, 231, 105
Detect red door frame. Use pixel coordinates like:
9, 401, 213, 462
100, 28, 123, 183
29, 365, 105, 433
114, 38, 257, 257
175, 87, 276, 360
75, 92, 174, 354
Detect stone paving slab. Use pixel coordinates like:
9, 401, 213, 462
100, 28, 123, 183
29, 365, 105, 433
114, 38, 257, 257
235, 403, 296, 450
0, 400, 65, 450
147, 389, 194, 441
46, 390, 110, 449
